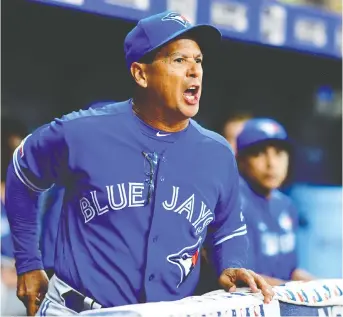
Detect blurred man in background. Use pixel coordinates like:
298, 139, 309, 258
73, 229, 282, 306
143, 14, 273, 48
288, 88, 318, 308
236, 118, 315, 285
222, 112, 252, 154
1, 116, 27, 315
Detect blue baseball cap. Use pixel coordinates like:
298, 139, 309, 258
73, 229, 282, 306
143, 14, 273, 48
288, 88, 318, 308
124, 11, 222, 69
237, 118, 289, 153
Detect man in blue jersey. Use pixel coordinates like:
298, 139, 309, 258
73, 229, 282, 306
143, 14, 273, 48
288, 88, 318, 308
236, 118, 315, 286
6, 12, 273, 316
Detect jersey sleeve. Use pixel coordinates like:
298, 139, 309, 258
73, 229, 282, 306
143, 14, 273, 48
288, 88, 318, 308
12, 119, 68, 191
6, 119, 69, 274
206, 151, 248, 276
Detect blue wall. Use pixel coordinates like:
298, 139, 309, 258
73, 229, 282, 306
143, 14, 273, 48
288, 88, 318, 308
290, 185, 342, 278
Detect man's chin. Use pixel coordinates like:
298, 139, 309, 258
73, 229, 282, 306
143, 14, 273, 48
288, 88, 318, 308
261, 180, 283, 191
179, 104, 200, 119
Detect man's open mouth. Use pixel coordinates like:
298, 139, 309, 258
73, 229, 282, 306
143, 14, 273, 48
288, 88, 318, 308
183, 85, 200, 104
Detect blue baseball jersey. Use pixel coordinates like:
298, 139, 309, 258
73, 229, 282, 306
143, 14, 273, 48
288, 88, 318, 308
39, 185, 64, 270
239, 178, 298, 280
39, 102, 115, 270
7, 100, 247, 308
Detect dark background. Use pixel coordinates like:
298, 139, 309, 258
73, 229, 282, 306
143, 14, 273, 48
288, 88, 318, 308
2, 0, 342, 185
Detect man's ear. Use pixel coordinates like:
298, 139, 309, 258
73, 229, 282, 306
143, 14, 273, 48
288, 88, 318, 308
130, 62, 148, 88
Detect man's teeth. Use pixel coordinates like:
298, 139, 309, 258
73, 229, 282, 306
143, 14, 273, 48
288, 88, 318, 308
184, 87, 197, 95
185, 95, 196, 101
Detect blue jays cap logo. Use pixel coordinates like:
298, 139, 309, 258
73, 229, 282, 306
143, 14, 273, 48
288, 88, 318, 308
167, 237, 202, 288
161, 12, 192, 28
258, 121, 281, 136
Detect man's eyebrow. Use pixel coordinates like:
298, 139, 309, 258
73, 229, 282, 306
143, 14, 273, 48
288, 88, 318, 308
166, 52, 204, 58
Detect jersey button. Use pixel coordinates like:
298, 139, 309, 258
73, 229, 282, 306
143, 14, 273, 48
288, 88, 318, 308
153, 236, 158, 243
162, 156, 166, 162
160, 177, 165, 182
149, 274, 155, 281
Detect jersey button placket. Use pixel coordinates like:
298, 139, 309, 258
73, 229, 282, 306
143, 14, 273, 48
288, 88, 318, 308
144, 155, 166, 294
160, 156, 166, 182
148, 274, 155, 281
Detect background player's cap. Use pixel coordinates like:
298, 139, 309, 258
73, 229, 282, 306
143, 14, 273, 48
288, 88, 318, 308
124, 11, 222, 69
237, 118, 290, 153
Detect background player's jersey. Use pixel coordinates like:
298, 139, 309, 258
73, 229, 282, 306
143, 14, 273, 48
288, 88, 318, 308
240, 178, 298, 280
8, 100, 247, 307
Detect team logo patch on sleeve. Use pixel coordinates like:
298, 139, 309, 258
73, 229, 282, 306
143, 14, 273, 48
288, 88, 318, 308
167, 237, 202, 288
18, 134, 32, 158
161, 12, 191, 28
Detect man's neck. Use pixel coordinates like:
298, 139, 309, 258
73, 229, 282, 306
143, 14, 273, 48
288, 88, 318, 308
132, 98, 189, 133
246, 179, 272, 199
1, 181, 5, 204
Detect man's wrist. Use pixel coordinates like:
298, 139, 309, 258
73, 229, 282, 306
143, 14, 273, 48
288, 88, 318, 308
15, 260, 44, 275
220, 263, 243, 272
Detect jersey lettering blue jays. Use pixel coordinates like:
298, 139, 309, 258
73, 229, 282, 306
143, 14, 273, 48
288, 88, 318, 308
239, 178, 298, 280
8, 100, 247, 307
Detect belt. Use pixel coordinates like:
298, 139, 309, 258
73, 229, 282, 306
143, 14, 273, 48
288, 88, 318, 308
62, 289, 102, 313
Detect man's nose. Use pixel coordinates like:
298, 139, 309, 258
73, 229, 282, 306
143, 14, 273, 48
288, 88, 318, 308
187, 61, 202, 78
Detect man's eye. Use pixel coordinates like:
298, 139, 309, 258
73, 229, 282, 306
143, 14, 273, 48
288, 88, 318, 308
277, 150, 287, 157
196, 58, 203, 64
252, 151, 264, 157
174, 58, 185, 63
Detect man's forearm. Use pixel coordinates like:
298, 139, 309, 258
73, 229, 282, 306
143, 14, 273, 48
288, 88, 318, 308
291, 268, 315, 282
5, 162, 44, 274
260, 268, 315, 286
211, 234, 248, 276
260, 274, 287, 286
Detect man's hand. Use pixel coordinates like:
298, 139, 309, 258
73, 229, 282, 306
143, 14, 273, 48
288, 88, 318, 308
219, 268, 274, 304
17, 269, 49, 316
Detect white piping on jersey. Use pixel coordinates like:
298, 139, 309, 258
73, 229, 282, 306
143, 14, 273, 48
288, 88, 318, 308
233, 224, 247, 232
156, 131, 171, 137
12, 146, 47, 192
214, 228, 247, 246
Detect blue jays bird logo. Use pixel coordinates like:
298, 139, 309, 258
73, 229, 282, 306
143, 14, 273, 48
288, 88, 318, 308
161, 12, 191, 28
258, 121, 280, 136
167, 237, 202, 288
